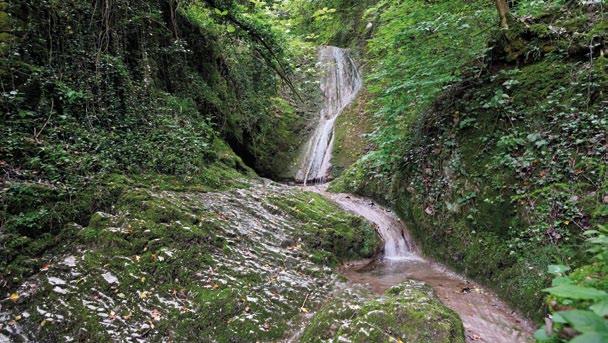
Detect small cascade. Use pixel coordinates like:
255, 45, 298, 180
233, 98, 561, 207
312, 187, 535, 342
381, 224, 412, 260
313, 187, 414, 260
296, 46, 362, 185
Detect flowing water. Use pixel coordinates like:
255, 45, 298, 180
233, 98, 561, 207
298, 46, 535, 342
295, 46, 362, 185
312, 187, 535, 343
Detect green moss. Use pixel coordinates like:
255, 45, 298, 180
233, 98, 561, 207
332, 89, 374, 178
0, 160, 251, 290
301, 281, 465, 343
331, 4, 607, 321
587, 20, 608, 40
268, 190, 381, 265
2, 179, 384, 341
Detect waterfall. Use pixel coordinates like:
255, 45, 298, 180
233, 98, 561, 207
295, 46, 362, 185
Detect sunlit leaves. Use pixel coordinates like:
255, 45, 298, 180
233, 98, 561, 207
541, 225, 608, 342
312, 7, 336, 22
365, 0, 495, 163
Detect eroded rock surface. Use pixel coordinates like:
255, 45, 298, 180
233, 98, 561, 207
1, 180, 465, 342
0, 181, 378, 342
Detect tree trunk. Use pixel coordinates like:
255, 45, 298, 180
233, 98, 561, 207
495, 0, 510, 29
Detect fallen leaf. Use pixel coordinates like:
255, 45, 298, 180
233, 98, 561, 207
9, 293, 19, 302
102, 272, 119, 285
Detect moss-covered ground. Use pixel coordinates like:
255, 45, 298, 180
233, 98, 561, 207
300, 281, 464, 343
0, 180, 381, 341
269, 190, 380, 265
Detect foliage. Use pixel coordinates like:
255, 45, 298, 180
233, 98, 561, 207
282, 0, 377, 46
0, 0, 309, 289
537, 225, 608, 342
331, 1, 607, 320
364, 0, 495, 166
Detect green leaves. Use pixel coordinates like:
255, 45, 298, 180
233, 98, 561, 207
590, 300, 608, 317
548, 310, 608, 343
569, 332, 608, 343
557, 310, 608, 333
214, 8, 229, 16
544, 284, 608, 300
542, 225, 608, 342
311, 6, 337, 23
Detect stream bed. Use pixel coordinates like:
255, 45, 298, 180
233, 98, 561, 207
294, 45, 535, 343
313, 186, 535, 343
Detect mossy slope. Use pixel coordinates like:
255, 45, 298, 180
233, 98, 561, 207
332, 3, 607, 320
0, 0, 314, 288
331, 89, 375, 178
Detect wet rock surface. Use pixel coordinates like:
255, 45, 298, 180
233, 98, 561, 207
0, 180, 377, 342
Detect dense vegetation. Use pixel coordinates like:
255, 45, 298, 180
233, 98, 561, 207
1, 0, 607, 342
322, 0, 607, 340
0, 0, 322, 288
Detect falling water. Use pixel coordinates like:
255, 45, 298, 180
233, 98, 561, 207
294, 45, 533, 343
295, 46, 362, 185
312, 187, 535, 342
314, 186, 413, 260
293, 45, 533, 342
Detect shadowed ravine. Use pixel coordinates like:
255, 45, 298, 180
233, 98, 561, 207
298, 46, 534, 343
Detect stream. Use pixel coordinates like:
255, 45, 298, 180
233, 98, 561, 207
313, 186, 535, 343
296, 46, 535, 342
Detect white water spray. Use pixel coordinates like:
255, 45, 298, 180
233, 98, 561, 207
296, 46, 362, 185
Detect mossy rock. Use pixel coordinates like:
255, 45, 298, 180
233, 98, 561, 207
0, 182, 386, 341
268, 190, 381, 265
300, 280, 465, 343
332, 89, 374, 178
